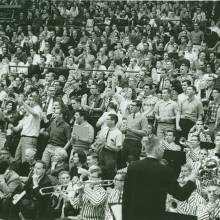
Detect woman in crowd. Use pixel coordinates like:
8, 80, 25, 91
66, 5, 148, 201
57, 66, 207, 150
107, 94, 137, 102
69, 150, 88, 181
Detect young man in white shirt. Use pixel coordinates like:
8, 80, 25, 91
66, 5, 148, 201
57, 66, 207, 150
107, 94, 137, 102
11, 95, 42, 164
98, 114, 123, 180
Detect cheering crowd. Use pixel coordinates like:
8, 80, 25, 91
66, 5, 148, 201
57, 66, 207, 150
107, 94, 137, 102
0, 0, 220, 219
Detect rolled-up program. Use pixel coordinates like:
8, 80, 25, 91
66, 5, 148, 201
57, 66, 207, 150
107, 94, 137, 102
12, 191, 26, 205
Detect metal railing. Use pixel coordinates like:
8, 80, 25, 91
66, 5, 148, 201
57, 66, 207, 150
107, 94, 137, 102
8, 65, 140, 74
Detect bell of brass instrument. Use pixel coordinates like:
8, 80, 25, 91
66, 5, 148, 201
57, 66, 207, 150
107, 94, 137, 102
199, 158, 219, 188
39, 180, 114, 196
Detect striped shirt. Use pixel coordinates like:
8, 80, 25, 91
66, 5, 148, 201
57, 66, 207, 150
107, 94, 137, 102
197, 199, 220, 220
161, 140, 181, 151
206, 101, 220, 124
70, 185, 107, 220
177, 191, 206, 216
105, 189, 123, 220
167, 191, 206, 217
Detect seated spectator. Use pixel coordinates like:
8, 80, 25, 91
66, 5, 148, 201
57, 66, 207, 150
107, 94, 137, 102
0, 160, 21, 219
162, 130, 181, 151
13, 160, 52, 220
47, 147, 68, 178
188, 120, 212, 143
69, 150, 88, 180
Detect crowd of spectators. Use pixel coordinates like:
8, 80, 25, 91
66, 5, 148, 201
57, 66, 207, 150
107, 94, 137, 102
0, 0, 220, 220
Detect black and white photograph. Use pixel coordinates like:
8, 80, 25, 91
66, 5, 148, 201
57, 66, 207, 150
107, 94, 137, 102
0, 0, 220, 219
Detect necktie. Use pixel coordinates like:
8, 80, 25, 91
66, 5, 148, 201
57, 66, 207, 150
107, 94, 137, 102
44, 97, 52, 113
133, 113, 135, 119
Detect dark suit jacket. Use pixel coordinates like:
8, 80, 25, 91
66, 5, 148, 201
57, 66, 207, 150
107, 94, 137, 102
22, 174, 52, 217
201, 88, 214, 106
122, 158, 196, 220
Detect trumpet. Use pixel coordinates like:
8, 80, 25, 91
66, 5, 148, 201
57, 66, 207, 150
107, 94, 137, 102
39, 180, 114, 196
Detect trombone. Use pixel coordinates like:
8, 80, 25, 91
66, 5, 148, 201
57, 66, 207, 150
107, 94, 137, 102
39, 180, 114, 196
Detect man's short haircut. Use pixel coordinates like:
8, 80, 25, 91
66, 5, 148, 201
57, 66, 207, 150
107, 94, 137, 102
87, 153, 99, 161
187, 85, 197, 93
165, 130, 175, 136
144, 136, 161, 155
40, 55, 47, 61
181, 163, 192, 173
71, 96, 81, 103
108, 113, 118, 124
75, 109, 88, 121
182, 79, 191, 86
35, 160, 47, 170
132, 100, 142, 109
162, 88, 171, 94
191, 134, 200, 142
144, 84, 153, 90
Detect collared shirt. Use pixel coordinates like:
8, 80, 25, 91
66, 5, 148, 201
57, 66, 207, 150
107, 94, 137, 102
72, 121, 94, 151
142, 95, 159, 118
19, 105, 42, 137
206, 100, 220, 124
178, 93, 188, 104
191, 30, 204, 45
70, 185, 107, 220
154, 99, 177, 122
47, 118, 71, 147
178, 97, 203, 122
162, 141, 181, 151
124, 112, 148, 141
98, 126, 123, 152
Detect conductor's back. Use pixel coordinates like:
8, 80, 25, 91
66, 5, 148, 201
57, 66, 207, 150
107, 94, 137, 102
122, 137, 196, 220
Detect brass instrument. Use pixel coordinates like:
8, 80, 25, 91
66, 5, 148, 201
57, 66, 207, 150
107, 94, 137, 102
39, 180, 114, 196
199, 158, 219, 188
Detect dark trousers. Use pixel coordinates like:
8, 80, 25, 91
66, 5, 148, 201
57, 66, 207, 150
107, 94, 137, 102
99, 147, 118, 180
0, 197, 16, 219
178, 119, 195, 140
120, 139, 142, 168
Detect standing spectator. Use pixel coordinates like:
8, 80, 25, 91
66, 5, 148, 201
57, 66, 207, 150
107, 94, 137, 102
190, 23, 204, 51
176, 86, 204, 139
121, 100, 148, 167
98, 114, 123, 180
205, 88, 220, 136
67, 110, 94, 154
42, 108, 71, 168
11, 95, 42, 164
154, 88, 178, 138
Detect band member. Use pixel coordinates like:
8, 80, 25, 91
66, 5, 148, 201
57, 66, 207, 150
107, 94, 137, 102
105, 173, 125, 220
49, 171, 79, 219
197, 184, 220, 220
13, 160, 52, 220
122, 136, 196, 220
166, 164, 206, 217
69, 165, 108, 220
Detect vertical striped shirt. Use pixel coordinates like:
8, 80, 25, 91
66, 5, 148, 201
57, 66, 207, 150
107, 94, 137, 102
70, 185, 107, 220
105, 188, 123, 220
197, 199, 220, 220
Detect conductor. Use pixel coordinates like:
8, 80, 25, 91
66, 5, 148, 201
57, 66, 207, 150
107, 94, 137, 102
122, 136, 196, 220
